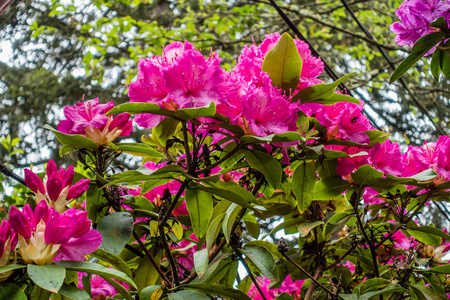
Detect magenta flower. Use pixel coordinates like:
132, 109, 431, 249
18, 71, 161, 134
328, 145, 370, 176
234, 32, 324, 88
24, 160, 90, 212
78, 272, 117, 299
58, 98, 133, 145
390, 0, 450, 50
0, 220, 17, 268
241, 74, 298, 136
369, 140, 404, 177
248, 275, 304, 299
128, 41, 225, 128
435, 135, 450, 180
403, 142, 437, 176
8, 200, 102, 265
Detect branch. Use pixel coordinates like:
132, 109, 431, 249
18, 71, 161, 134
237, 250, 268, 300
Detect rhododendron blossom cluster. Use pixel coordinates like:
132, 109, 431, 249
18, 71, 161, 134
2, 28, 450, 300
8, 201, 101, 265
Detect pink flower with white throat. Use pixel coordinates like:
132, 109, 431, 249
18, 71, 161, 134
24, 160, 90, 212
58, 98, 133, 146
8, 200, 102, 265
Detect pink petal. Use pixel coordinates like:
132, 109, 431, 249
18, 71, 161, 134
47, 177, 63, 202
54, 230, 102, 261
67, 179, 90, 200
8, 206, 32, 239
24, 169, 45, 194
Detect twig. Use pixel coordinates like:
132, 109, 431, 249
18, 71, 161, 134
159, 226, 181, 286
282, 254, 334, 297
304, 265, 326, 300
237, 249, 268, 300
132, 231, 171, 287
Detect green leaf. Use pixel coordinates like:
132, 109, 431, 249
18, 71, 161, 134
241, 247, 278, 280
97, 212, 133, 255
0, 284, 27, 300
441, 44, 450, 79
390, 47, 434, 83
313, 177, 351, 200
263, 217, 305, 239
27, 264, 66, 293
57, 284, 91, 300
181, 283, 252, 300
140, 285, 162, 299
292, 72, 356, 103
91, 248, 133, 279
407, 225, 450, 246
54, 261, 137, 290
135, 253, 162, 291
431, 47, 442, 81
44, 124, 99, 150
245, 150, 282, 189
351, 165, 383, 186
222, 203, 241, 243
359, 284, 406, 300
410, 284, 448, 300
430, 17, 448, 30
298, 221, 324, 237
116, 143, 165, 158
323, 213, 351, 238
197, 181, 255, 210
106, 102, 216, 120
194, 248, 210, 278
0, 264, 26, 274
365, 130, 389, 148
420, 264, 450, 274
308, 92, 360, 105
412, 31, 446, 52
292, 162, 316, 213
152, 117, 180, 146
206, 213, 226, 251
168, 290, 211, 300
244, 240, 283, 260
185, 188, 213, 238
261, 32, 303, 94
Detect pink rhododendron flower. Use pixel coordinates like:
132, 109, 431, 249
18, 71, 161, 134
8, 200, 102, 265
78, 272, 118, 299
434, 136, 450, 180
390, 0, 450, 50
248, 275, 304, 299
0, 220, 17, 268
363, 187, 385, 205
58, 98, 132, 145
403, 142, 437, 177
234, 32, 324, 87
128, 41, 225, 128
369, 140, 404, 177
24, 160, 90, 212
329, 145, 370, 176
241, 74, 298, 136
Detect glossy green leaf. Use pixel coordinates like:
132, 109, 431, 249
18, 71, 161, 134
91, 248, 132, 279
27, 264, 66, 293
181, 283, 252, 300
206, 213, 225, 251
135, 253, 162, 291
241, 247, 279, 280
308, 92, 360, 105
194, 248, 210, 278
365, 130, 389, 148
313, 177, 350, 200
292, 72, 355, 103
441, 43, 450, 79
140, 285, 162, 299
298, 221, 324, 237
245, 150, 282, 189
351, 165, 383, 186
292, 162, 316, 213
57, 284, 91, 300
407, 225, 450, 246
431, 47, 442, 81
244, 240, 283, 260
390, 47, 434, 83
0, 264, 26, 274
97, 212, 133, 255
222, 203, 241, 243
168, 290, 211, 300
358, 284, 406, 300
106, 101, 216, 120
55, 261, 137, 289
430, 17, 448, 30
44, 124, 98, 150
196, 181, 254, 209
116, 143, 165, 158
151, 117, 181, 146
0, 283, 27, 300
262, 32, 303, 94
185, 188, 213, 238
410, 284, 448, 300
412, 31, 446, 52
